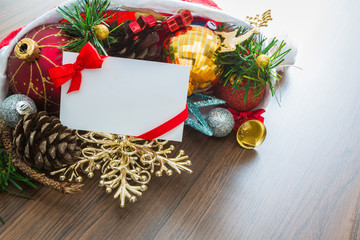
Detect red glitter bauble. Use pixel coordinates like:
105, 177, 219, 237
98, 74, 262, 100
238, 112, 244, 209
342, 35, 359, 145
7, 24, 74, 115
214, 83, 265, 112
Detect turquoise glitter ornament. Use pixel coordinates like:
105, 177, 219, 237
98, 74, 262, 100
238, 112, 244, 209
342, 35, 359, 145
185, 93, 226, 136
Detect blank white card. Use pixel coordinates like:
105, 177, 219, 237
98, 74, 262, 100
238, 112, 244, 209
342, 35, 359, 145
60, 52, 190, 142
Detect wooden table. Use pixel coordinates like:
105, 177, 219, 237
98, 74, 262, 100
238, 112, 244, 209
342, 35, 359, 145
1, 0, 359, 239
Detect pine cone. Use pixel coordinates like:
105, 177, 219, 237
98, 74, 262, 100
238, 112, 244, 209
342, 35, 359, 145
104, 20, 162, 61
13, 111, 81, 170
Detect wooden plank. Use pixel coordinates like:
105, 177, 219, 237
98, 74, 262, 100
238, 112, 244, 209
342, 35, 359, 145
0, 128, 233, 239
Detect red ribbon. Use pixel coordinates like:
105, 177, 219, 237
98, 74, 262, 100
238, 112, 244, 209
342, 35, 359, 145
136, 105, 189, 140
49, 42, 106, 93
228, 108, 265, 131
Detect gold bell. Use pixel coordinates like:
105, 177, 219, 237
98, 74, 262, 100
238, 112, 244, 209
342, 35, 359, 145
236, 120, 267, 149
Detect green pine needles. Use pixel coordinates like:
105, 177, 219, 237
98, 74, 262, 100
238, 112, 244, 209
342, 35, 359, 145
216, 26, 291, 103
57, 0, 114, 55
0, 146, 36, 224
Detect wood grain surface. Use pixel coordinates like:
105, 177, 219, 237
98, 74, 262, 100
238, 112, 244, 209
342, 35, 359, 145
1, 0, 360, 239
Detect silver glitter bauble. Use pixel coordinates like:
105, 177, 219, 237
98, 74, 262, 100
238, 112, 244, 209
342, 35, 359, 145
205, 107, 234, 137
0, 94, 37, 127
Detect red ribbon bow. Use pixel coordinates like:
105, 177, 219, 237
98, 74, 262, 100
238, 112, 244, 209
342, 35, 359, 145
49, 42, 106, 93
228, 108, 265, 131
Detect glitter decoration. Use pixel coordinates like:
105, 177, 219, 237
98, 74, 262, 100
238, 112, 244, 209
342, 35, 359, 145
214, 80, 266, 112
7, 24, 75, 114
205, 108, 234, 137
164, 25, 221, 94
185, 93, 226, 136
50, 132, 192, 207
0, 94, 37, 127
92, 24, 109, 40
256, 54, 270, 68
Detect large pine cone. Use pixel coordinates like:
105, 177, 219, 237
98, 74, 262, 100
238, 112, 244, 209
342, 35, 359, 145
104, 20, 162, 61
13, 111, 81, 170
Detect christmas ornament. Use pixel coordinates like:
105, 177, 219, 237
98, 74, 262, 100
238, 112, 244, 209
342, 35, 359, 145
164, 25, 221, 94
51, 131, 192, 207
14, 38, 40, 63
216, 25, 291, 111
236, 120, 266, 149
93, 24, 109, 40
104, 20, 162, 60
256, 54, 270, 68
7, 24, 74, 114
185, 93, 226, 136
1, 123, 83, 193
57, 0, 114, 55
214, 82, 266, 112
188, 79, 195, 96
0, 94, 37, 127
13, 111, 81, 170
215, 10, 272, 53
205, 108, 234, 137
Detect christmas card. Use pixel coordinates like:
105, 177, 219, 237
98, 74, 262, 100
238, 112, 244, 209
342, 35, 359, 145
60, 51, 190, 141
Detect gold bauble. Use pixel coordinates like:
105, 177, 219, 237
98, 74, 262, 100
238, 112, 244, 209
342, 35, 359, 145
164, 25, 221, 95
188, 78, 195, 96
256, 54, 270, 68
236, 120, 267, 149
92, 24, 109, 40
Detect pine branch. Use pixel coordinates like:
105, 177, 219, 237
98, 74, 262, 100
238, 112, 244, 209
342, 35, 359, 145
0, 134, 37, 225
216, 26, 291, 102
57, 0, 115, 55
0, 147, 36, 195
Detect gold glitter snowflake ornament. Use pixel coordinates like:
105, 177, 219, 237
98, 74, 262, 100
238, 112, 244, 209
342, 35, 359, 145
51, 131, 192, 207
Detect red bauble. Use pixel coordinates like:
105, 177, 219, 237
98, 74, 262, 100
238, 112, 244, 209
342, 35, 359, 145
214, 82, 265, 112
7, 24, 73, 115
